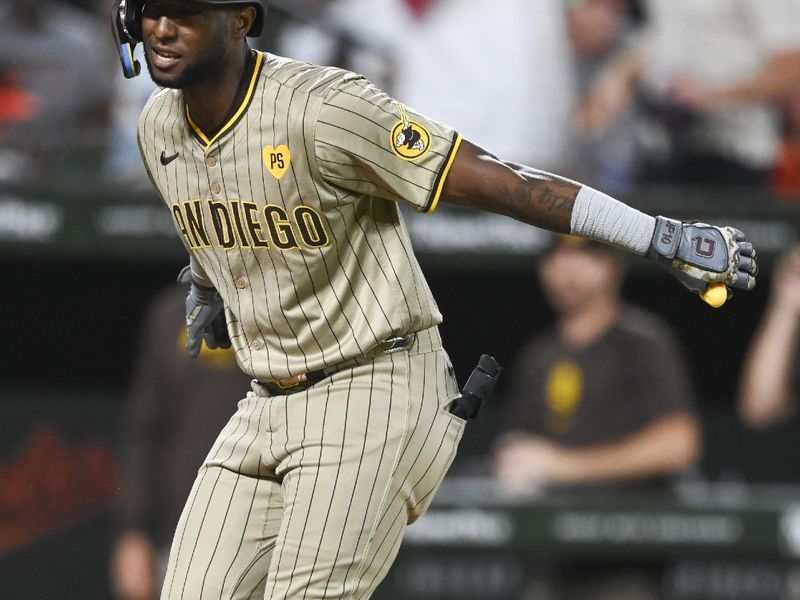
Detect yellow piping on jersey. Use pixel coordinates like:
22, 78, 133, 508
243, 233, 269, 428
427, 133, 463, 214
186, 51, 265, 151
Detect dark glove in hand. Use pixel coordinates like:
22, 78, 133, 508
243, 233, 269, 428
177, 266, 231, 358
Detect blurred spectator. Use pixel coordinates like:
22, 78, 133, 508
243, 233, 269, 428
566, 0, 638, 63
771, 92, 800, 199
738, 247, 800, 428
278, 0, 580, 173
493, 237, 700, 600
111, 287, 250, 600
579, 0, 800, 187
566, 0, 644, 193
0, 0, 113, 181
272, 0, 395, 91
493, 237, 700, 494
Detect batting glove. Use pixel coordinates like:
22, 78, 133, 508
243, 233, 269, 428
177, 266, 231, 358
647, 216, 758, 296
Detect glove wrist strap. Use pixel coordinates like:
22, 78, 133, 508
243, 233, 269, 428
650, 216, 682, 260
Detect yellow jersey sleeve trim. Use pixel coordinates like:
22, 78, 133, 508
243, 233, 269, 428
425, 133, 463, 214
186, 51, 264, 151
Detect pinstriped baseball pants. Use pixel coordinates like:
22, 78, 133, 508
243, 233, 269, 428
160, 327, 465, 599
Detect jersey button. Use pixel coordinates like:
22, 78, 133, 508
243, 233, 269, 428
250, 339, 263, 351
206, 155, 218, 167
236, 278, 247, 290
211, 182, 221, 195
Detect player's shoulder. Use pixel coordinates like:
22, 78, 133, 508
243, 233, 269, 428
138, 87, 180, 131
261, 52, 367, 99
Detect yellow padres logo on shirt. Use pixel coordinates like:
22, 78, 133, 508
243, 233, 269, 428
263, 145, 291, 179
544, 360, 584, 435
390, 103, 431, 161
546, 361, 583, 417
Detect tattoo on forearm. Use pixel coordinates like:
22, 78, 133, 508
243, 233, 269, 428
504, 179, 576, 232
535, 186, 574, 215
441, 151, 578, 233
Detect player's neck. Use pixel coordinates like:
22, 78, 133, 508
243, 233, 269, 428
558, 297, 619, 349
182, 46, 253, 138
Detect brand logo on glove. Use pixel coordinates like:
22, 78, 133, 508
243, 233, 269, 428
693, 236, 716, 258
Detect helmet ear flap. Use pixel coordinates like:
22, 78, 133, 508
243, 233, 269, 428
123, 0, 143, 41
111, 0, 143, 78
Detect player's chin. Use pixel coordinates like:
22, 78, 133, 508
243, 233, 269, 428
144, 55, 185, 88
145, 65, 185, 89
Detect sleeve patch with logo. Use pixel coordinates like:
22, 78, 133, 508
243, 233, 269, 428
390, 103, 431, 161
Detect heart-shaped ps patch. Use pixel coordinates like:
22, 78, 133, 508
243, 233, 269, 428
263, 145, 291, 180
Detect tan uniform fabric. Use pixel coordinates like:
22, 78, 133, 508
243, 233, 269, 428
160, 329, 465, 599
138, 51, 463, 382
138, 52, 466, 599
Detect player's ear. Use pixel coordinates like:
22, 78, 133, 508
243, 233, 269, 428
231, 6, 257, 39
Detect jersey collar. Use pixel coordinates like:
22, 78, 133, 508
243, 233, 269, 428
185, 50, 264, 151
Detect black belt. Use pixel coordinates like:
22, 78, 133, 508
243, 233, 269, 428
260, 334, 414, 396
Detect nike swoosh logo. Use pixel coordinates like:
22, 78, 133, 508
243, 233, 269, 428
160, 151, 179, 166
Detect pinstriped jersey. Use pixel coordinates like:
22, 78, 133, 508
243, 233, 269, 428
137, 51, 462, 382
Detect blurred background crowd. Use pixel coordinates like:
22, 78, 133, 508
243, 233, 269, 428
3, 0, 800, 598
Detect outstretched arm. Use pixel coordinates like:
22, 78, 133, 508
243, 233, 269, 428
441, 141, 580, 233
441, 139, 758, 297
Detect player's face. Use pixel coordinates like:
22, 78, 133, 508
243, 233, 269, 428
538, 246, 624, 315
141, 0, 232, 88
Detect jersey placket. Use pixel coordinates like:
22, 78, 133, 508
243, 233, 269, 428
213, 140, 267, 364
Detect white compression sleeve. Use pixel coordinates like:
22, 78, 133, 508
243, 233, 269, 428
570, 186, 656, 256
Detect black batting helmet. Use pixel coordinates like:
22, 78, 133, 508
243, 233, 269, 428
111, 0, 269, 78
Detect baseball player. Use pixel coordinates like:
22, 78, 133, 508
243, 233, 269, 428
110, 1, 758, 598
